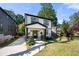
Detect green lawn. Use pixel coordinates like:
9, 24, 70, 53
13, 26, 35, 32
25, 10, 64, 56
35, 37, 79, 56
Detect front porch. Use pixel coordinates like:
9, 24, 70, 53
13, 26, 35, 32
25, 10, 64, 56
25, 22, 47, 41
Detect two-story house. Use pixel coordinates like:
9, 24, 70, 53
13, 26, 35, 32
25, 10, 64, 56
0, 7, 17, 36
25, 13, 52, 40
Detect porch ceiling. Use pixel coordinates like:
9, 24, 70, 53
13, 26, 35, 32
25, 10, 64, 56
26, 23, 46, 29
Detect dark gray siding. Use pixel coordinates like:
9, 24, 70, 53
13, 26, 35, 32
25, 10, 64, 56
0, 9, 16, 36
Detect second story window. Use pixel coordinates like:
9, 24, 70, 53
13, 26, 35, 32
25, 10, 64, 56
31, 17, 39, 23
44, 20, 49, 26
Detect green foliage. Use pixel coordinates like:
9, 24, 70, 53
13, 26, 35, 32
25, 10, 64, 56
16, 14, 24, 24
60, 20, 70, 35
4, 9, 16, 19
46, 37, 57, 42
69, 11, 79, 25
38, 3, 57, 26
46, 37, 53, 40
18, 23, 25, 35
4, 9, 24, 24
26, 38, 35, 46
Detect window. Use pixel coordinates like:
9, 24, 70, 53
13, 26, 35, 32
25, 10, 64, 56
0, 24, 3, 34
31, 17, 39, 23
44, 20, 49, 26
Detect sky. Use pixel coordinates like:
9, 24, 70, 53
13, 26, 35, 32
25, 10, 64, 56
0, 3, 79, 24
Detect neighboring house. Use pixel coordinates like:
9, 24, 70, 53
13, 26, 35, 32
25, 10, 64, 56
25, 13, 52, 40
0, 7, 17, 36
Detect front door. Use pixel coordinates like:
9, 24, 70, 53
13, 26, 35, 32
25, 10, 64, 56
32, 30, 38, 38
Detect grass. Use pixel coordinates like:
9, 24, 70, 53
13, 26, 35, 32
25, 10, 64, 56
34, 37, 79, 56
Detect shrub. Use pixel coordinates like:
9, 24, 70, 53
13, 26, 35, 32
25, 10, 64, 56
26, 38, 35, 46
46, 37, 52, 40
17, 32, 24, 36
46, 37, 57, 42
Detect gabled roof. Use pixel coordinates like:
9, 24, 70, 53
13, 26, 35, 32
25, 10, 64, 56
0, 7, 17, 24
26, 22, 47, 28
25, 13, 52, 21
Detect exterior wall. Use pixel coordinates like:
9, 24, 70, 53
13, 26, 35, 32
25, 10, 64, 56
0, 9, 16, 36
25, 15, 31, 24
25, 15, 52, 37
38, 18, 44, 24
39, 19, 52, 37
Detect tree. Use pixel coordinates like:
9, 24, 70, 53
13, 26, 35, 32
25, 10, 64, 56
4, 9, 16, 20
60, 20, 70, 36
38, 3, 57, 26
15, 14, 24, 24
60, 20, 71, 41
18, 22, 25, 35
4, 9, 24, 24
69, 11, 79, 26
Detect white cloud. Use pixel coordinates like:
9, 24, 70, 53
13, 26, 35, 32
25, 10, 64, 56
64, 3, 79, 10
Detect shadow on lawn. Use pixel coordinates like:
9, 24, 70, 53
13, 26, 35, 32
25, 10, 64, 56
45, 36, 58, 45
45, 39, 58, 45
59, 41, 70, 43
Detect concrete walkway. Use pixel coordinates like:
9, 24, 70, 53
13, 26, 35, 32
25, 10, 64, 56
0, 36, 45, 56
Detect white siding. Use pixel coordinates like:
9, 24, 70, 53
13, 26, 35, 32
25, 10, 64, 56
25, 14, 52, 37
25, 16, 31, 24
48, 20, 52, 37
48, 28, 51, 37
44, 19, 51, 37
38, 18, 44, 24
48, 20, 51, 28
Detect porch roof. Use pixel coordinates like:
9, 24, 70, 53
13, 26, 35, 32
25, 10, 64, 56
26, 22, 47, 29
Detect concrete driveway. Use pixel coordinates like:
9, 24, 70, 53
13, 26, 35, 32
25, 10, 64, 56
0, 36, 27, 56
0, 36, 45, 56
8, 36, 25, 46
